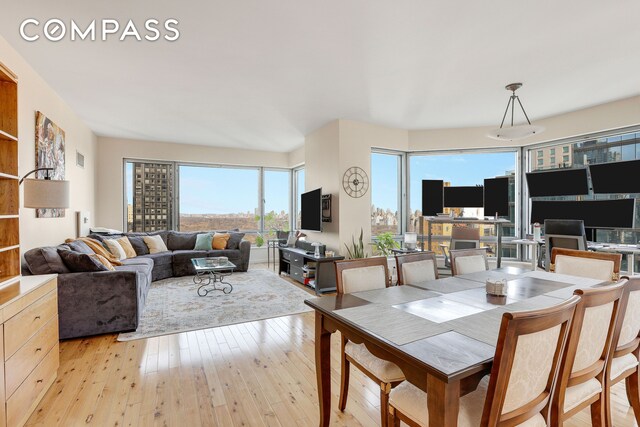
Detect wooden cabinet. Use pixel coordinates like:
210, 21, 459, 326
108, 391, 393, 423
0, 62, 19, 290
0, 275, 59, 427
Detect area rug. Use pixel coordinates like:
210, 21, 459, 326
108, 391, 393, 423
118, 269, 313, 341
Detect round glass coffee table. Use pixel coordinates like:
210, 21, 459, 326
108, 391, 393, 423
191, 257, 236, 296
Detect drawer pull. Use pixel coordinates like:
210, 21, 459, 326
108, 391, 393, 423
34, 315, 41, 321
36, 379, 43, 384
35, 347, 42, 352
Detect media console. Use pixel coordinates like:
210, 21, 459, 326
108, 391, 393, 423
278, 241, 344, 295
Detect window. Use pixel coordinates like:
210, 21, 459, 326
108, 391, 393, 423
371, 151, 402, 236
537, 158, 544, 167
550, 148, 555, 155
294, 167, 305, 230
409, 151, 517, 256
550, 156, 556, 165
527, 129, 640, 271
124, 160, 174, 232
263, 169, 291, 236
178, 165, 260, 233
537, 150, 543, 158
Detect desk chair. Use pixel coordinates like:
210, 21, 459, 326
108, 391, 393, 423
551, 248, 622, 282
440, 227, 481, 270
543, 219, 588, 271
450, 248, 490, 276
388, 296, 580, 426
550, 281, 626, 426
605, 278, 640, 426
334, 257, 402, 427
395, 252, 438, 285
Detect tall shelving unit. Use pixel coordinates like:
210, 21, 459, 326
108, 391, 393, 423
0, 62, 19, 289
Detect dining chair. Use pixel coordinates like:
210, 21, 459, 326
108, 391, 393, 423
551, 247, 622, 281
450, 248, 489, 276
542, 219, 588, 270
550, 280, 627, 426
388, 295, 580, 426
439, 226, 481, 269
334, 257, 402, 427
605, 278, 640, 426
395, 252, 438, 286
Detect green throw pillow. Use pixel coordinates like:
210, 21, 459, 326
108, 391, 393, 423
194, 233, 213, 250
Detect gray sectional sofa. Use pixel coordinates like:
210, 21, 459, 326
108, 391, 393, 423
22, 230, 251, 339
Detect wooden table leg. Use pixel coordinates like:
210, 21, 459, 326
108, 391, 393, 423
427, 374, 460, 427
315, 311, 333, 427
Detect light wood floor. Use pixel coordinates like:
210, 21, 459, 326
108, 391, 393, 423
25, 266, 640, 426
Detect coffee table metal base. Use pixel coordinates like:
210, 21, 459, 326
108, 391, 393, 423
193, 271, 233, 296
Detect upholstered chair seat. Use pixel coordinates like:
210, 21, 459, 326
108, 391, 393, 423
609, 353, 638, 381
450, 249, 489, 276
402, 259, 437, 284
344, 342, 404, 383
563, 379, 602, 413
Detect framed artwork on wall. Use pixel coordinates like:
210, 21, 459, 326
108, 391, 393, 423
35, 111, 66, 218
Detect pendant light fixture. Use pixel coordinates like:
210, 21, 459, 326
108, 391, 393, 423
487, 83, 545, 141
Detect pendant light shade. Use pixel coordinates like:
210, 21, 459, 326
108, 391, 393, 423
487, 83, 545, 141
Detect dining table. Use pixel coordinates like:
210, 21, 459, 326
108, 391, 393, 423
304, 266, 607, 427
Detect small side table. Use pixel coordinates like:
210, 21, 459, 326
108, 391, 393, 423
267, 239, 286, 270
511, 239, 541, 270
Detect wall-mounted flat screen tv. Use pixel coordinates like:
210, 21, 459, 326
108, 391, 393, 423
300, 188, 322, 231
589, 160, 640, 194
526, 168, 589, 197
484, 177, 510, 217
421, 180, 444, 216
530, 198, 635, 229
443, 186, 484, 208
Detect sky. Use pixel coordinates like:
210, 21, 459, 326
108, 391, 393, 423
370, 151, 516, 212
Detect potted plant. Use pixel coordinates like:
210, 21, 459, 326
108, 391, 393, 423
344, 228, 368, 259
373, 232, 400, 256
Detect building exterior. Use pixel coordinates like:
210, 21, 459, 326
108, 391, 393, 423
131, 162, 174, 232
532, 144, 573, 170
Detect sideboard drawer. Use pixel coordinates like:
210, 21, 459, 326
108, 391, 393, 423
290, 266, 304, 283
5, 316, 58, 397
289, 254, 305, 267
4, 290, 57, 359
281, 250, 291, 261
6, 343, 59, 427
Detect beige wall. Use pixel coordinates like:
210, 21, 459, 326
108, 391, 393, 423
288, 146, 305, 167
96, 136, 291, 230
408, 95, 640, 151
304, 119, 408, 254
0, 35, 97, 251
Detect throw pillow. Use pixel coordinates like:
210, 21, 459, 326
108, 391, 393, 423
226, 232, 245, 250
58, 249, 109, 272
212, 233, 230, 250
104, 239, 127, 260
92, 254, 116, 271
66, 240, 94, 255
127, 235, 150, 256
116, 237, 137, 258
74, 237, 123, 265
194, 233, 214, 250
144, 235, 169, 254
24, 246, 71, 275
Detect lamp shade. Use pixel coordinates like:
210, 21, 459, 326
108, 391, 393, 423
487, 124, 545, 141
23, 179, 70, 209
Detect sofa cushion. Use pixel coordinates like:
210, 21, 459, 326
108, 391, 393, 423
207, 249, 241, 260
212, 233, 231, 250
167, 231, 199, 250
117, 237, 138, 258
67, 240, 94, 255
144, 235, 169, 254
127, 236, 150, 256
120, 257, 154, 269
171, 250, 209, 276
226, 232, 245, 250
194, 233, 214, 250
24, 246, 71, 275
104, 239, 128, 260
115, 263, 153, 286
58, 249, 109, 272
139, 252, 173, 266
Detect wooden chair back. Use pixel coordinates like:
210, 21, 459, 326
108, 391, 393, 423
395, 252, 438, 286
450, 248, 489, 276
481, 295, 580, 425
334, 257, 390, 295
609, 278, 640, 377
551, 280, 627, 420
551, 248, 621, 281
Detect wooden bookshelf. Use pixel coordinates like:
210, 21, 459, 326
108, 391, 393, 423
0, 61, 19, 290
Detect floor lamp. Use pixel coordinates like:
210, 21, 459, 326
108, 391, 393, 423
19, 167, 70, 209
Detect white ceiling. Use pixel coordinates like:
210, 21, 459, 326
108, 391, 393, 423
1, 0, 639, 152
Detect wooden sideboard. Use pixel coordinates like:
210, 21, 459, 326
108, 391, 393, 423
0, 274, 59, 427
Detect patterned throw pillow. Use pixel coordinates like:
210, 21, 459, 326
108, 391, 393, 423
212, 233, 230, 250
